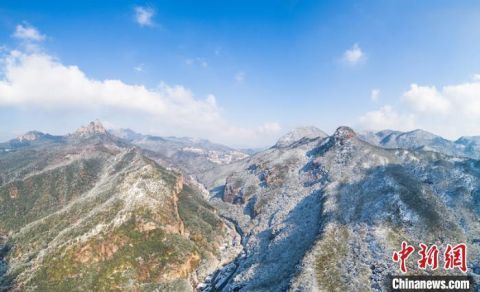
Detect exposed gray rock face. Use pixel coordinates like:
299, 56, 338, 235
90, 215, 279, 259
74, 120, 108, 137
199, 126, 480, 291
15, 131, 46, 142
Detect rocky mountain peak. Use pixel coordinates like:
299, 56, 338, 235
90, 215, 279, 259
74, 120, 107, 137
275, 126, 328, 147
16, 131, 45, 142
332, 126, 356, 140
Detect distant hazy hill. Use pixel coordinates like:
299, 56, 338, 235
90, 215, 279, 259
109, 128, 250, 175
359, 129, 480, 159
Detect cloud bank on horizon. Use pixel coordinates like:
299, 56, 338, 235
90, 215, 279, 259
0, 24, 281, 147
2, 22, 480, 145
2, 2, 480, 146
359, 79, 480, 139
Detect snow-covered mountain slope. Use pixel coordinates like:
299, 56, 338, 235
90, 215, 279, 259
359, 129, 480, 159
275, 126, 328, 148
455, 135, 480, 159
199, 127, 480, 291
109, 129, 249, 175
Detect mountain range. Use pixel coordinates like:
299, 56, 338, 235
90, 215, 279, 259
1, 121, 479, 291
108, 128, 250, 176
359, 129, 480, 160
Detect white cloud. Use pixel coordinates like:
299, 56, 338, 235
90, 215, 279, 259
0, 50, 280, 146
13, 24, 45, 42
358, 78, 480, 138
370, 88, 380, 101
256, 122, 281, 133
342, 43, 364, 65
402, 84, 450, 113
235, 71, 245, 83
359, 106, 415, 131
134, 6, 155, 27
134, 64, 144, 72
184, 58, 208, 68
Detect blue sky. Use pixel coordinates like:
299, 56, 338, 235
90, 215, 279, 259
1, 1, 480, 147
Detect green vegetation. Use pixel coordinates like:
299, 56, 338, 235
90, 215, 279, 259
315, 225, 350, 292
0, 135, 228, 291
178, 184, 225, 257
27, 214, 199, 291
1, 156, 225, 291
0, 158, 104, 232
